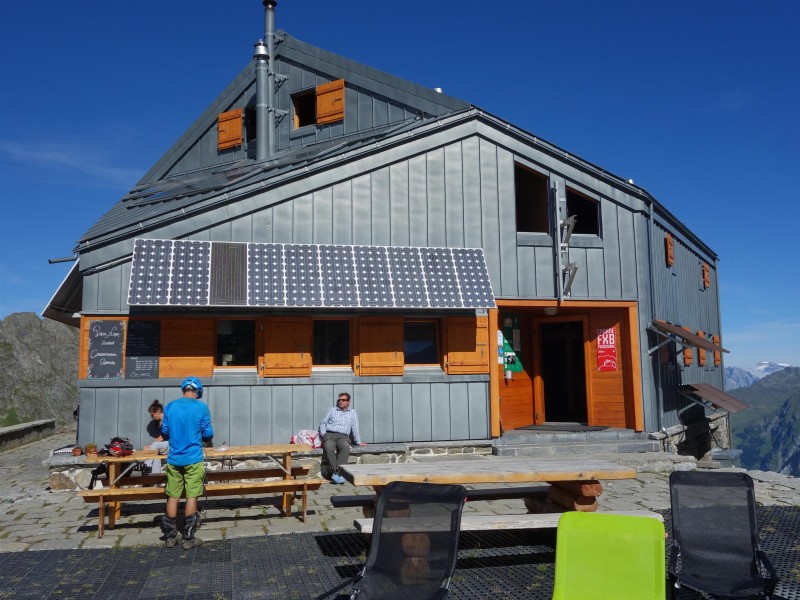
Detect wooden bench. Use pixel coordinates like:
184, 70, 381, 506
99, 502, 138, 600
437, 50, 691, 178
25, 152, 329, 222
115, 465, 310, 488
354, 509, 664, 533
331, 485, 550, 513
79, 477, 325, 537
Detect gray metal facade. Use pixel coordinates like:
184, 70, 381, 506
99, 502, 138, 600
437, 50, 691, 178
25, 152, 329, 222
60, 28, 723, 445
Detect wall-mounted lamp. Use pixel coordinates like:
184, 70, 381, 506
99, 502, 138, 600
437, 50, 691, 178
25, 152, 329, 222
544, 306, 558, 316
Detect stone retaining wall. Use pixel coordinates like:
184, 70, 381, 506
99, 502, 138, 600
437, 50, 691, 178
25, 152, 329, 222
0, 420, 57, 452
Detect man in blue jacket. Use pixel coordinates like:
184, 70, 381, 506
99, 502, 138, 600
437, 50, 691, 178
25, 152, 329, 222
159, 376, 213, 549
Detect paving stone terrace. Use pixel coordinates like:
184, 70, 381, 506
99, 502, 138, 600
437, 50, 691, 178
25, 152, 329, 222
1, 430, 799, 599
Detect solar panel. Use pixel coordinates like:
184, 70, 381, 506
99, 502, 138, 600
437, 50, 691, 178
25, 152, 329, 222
128, 238, 495, 309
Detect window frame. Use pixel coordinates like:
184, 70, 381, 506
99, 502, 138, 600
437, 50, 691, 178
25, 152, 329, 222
565, 186, 601, 236
403, 320, 442, 368
312, 318, 352, 370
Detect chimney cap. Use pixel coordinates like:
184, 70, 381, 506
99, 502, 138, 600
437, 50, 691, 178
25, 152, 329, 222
253, 40, 268, 58
263, 0, 277, 6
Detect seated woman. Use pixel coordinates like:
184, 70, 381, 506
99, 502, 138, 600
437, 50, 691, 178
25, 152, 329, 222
143, 399, 169, 474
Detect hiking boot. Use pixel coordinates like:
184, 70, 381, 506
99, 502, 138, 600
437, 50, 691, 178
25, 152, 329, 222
160, 514, 181, 547
166, 533, 183, 548
181, 536, 202, 550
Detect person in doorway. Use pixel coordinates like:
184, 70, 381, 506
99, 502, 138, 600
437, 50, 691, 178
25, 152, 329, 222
143, 399, 168, 474
159, 377, 213, 549
319, 392, 366, 484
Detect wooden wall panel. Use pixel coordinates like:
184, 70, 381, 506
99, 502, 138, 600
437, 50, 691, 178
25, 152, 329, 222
587, 310, 627, 428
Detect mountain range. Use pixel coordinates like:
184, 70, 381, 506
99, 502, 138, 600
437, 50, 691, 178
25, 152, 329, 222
725, 361, 792, 390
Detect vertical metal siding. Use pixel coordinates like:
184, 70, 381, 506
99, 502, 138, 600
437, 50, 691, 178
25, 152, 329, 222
292, 193, 314, 243
479, 139, 501, 294
462, 138, 483, 249
312, 188, 334, 244
426, 149, 446, 247
390, 162, 410, 246
411, 384, 433, 441
352, 174, 372, 244
371, 168, 391, 245
444, 144, 465, 247
602, 203, 622, 297
497, 149, 518, 297
408, 155, 428, 246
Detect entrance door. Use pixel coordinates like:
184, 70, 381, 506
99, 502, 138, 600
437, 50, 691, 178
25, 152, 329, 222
539, 320, 587, 423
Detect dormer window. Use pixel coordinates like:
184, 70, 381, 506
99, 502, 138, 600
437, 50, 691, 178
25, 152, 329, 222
292, 79, 345, 129
566, 188, 600, 235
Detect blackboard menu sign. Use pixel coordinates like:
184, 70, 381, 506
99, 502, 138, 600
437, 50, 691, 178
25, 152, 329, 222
87, 320, 125, 379
125, 320, 160, 379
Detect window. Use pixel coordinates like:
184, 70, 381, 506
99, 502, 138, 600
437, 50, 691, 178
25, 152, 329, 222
292, 79, 346, 129
313, 320, 350, 365
404, 321, 439, 365
515, 164, 550, 233
566, 188, 600, 235
292, 89, 316, 128
216, 319, 255, 366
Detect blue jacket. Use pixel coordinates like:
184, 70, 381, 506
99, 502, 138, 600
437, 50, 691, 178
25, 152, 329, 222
161, 397, 213, 467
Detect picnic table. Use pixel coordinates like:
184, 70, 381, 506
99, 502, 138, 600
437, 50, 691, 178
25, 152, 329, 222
340, 456, 648, 531
81, 443, 320, 536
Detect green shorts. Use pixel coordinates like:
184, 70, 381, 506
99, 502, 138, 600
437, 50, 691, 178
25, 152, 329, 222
165, 462, 205, 499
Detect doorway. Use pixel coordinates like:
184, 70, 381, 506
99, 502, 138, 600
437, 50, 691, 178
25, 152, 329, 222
540, 320, 587, 423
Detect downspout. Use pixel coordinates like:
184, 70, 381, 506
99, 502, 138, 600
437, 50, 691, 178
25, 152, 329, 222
265, 0, 277, 157
646, 198, 663, 434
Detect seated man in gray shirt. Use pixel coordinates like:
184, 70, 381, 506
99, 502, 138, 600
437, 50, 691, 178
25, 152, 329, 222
319, 392, 366, 484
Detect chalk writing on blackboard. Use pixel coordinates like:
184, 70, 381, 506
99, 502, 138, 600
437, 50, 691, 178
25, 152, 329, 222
125, 320, 160, 379
87, 320, 125, 379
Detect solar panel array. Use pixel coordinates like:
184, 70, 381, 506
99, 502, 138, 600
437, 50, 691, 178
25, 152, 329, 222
129, 238, 495, 309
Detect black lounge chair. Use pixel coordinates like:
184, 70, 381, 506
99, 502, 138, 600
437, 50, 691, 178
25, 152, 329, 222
668, 470, 778, 599
319, 480, 468, 600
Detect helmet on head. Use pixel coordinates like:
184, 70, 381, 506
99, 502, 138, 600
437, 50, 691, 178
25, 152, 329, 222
181, 376, 203, 399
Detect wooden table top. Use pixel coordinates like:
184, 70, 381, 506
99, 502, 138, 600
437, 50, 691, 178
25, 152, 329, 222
83, 443, 311, 463
341, 456, 637, 486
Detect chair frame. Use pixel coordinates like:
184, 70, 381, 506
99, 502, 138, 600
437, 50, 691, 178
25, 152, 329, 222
668, 470, 778, 599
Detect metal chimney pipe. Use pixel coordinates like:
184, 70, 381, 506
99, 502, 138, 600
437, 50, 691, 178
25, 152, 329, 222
264, 0, 277, 157
254, 40, 269, 161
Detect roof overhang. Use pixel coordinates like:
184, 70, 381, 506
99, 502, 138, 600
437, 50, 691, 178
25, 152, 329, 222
648, 320, 727, 355
42, 261, 82, 327
679, 383, 749, 414
128, 238, 496, 310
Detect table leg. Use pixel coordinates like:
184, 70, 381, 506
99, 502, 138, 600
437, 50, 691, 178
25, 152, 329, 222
281, 452, 293, 517
98, 497, 105, 538
108, 464, 121, 528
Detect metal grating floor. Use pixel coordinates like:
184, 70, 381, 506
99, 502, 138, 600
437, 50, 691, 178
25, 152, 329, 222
0, 506, 797, 599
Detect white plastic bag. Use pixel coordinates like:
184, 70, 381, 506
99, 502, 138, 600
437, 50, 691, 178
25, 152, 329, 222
291, 429, 321, 448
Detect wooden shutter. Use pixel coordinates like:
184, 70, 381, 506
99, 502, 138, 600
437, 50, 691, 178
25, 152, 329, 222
445, 316, 489, 374
665, 233, 675, 267
316, 79, 345, 125
682, 326, 693, 366
159, 318, 215, 378
697, 330, 707, 366
713, 334, 721, 367
357, 317, 403, 376
218, 108, 243, 151
702, 262, 710, 288
263, 317, 312, 377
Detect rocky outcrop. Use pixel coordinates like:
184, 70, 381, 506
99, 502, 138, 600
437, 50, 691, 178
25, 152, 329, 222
0, 313, 79, 426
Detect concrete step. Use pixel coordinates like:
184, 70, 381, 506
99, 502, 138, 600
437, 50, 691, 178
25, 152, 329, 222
492, 428, 661, 457
493, 439, 661, 457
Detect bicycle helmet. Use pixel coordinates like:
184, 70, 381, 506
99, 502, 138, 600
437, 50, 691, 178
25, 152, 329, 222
181, 376, 203, 399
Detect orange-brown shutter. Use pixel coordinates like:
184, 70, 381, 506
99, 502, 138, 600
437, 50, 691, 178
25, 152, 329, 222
217, 108, 243, 150
357, 317, 403, 376
697, 330, 707, 366
159, 318, 215, 378
702, 262, 710, 289
263, 317, 312, 377
316, 79, 345, 125
665, 233, 675, 267
682, 326, 693, 366
445, 316, 489, 374
713, 334, 721, 367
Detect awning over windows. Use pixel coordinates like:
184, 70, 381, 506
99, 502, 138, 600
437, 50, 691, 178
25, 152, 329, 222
649, 320, 728, 354
127, 238, 496, 310
679, 383, 749, 414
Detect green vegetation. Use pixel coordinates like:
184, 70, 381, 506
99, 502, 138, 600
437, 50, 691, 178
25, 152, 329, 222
0, 407, 22, 427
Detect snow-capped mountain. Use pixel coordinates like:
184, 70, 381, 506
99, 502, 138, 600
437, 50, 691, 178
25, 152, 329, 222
725, 362, 792, 390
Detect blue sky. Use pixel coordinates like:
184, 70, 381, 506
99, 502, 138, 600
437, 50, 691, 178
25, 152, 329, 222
0, 0, 798, 370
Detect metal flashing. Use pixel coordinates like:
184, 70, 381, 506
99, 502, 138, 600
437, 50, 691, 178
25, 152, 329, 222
648, 320, 727, 354
679, 382, 748, 414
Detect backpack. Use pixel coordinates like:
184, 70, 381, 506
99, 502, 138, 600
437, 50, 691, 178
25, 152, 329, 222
105, 436, 134, 457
